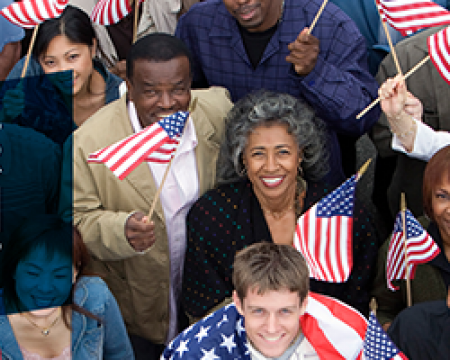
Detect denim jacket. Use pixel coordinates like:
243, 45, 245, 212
0, 276, 134, 359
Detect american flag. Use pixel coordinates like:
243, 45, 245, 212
428, 26, 450, 85
162, 293, 366, 360
88, 111, 188, 180
293, 175, 356, 283
0, 0, 68, 28
386, 209, 440, 291
90, 0, 142, 25
376, 0, 450, 36
364, 312, 408, 359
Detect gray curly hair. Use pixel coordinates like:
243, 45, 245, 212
217, 90, 329, 184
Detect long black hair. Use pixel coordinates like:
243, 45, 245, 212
32, 5, 97, 59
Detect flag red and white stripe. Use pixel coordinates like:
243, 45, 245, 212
386, 209, 440, 291
88, 112, 188, 180
377, 0, 450, 36
301, 292, 367, 360
293, 175, 357, 282
428, 26, 450, 85
90, 0, 142, 25
0, 0, 68, 28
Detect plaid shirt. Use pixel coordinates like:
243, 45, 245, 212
176, 0, 380, 185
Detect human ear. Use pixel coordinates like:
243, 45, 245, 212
233, 290, 244, 316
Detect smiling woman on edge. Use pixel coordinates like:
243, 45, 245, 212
182, 90, 378, 320
1, 5, 123, 144
0, 215, 134, 359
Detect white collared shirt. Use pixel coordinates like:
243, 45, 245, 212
128, 101, 199, 343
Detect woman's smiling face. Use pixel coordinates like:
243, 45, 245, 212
243, 123, 301, 205
14, 245, 72, 311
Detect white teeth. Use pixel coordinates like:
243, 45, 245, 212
261, 177, 282, 184
263, 335, 282, 342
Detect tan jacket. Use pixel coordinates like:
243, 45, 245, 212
72, 87, 232, 343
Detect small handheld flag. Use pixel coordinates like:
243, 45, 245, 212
428, 26, 450, 85
376, 0, 450, 36
90, 0, 142, 25
88, 111, 188, 180
364, 312, 408, 359
293, 175, 357, 283
386, 209, 440, 291
0, 0, 68, 28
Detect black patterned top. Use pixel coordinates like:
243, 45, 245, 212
182, 179, 378, 318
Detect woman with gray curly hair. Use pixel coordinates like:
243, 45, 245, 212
182, 91, 378, 320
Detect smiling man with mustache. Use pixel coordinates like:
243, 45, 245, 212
176, 0, 380, 188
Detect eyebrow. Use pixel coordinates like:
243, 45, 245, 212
249, 144, 291, 150
23, 263, 71, 272
42, 48, 79, 59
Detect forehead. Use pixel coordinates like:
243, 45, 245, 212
18, 245, 71, 268
130, 57, 191, 85
243, 287, 301, 308
246, 123, 296, 146
42, 35, 84, 55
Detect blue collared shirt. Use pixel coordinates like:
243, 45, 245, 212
176, 0, 380, 186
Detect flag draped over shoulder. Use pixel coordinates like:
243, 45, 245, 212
364, 312, 408, 359
376, 0, 450, 36
428, 26, 450, 85
301, 292, 367, 360
386, 209, 440, 291
0, 0, 68, 28
293, 175, 357, 283
90, 0, 142, 25
162, 293, 366, 360
88, 111, 188, 180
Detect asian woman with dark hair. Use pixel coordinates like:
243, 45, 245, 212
0, 215, 134, 359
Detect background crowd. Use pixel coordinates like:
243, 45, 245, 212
0, 0, 449, 359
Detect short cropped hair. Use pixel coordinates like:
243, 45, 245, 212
126, 33, 193, 80
423, 145, 450, 221
232, 242, 309, 304
217, 90, 329, 184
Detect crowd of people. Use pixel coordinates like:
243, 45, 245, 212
0, 0, 449, 359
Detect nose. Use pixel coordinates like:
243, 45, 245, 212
38, 274, 54, 293
266, 153, 279, 172
158, 91, 175, 110
267, 313, 279, 333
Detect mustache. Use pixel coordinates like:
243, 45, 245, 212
234, 3, 259, 15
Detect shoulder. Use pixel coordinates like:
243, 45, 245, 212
2, 123, 60, 156
74, 276, 113, 313
73, 95, 129, 149
178, 0, 224, 25
191, 87, 233, 114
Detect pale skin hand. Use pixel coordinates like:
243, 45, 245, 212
379, 75, 423, 152
125, 212, 156, 252
286, 28, 319, 76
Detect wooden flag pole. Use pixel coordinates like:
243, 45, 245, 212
356, 55, 430, 119
21, 24, 39, 79
401, 193, 412, 307
146, 98, 197, 221
356, 158, 372, 181
376, 0, 403, 76
307, 0, 328, 35
132, 0, 139, 43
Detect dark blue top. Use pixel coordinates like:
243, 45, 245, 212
0, 123, 61, 267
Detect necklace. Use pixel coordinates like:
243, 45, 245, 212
262, 204, 294, 220
22, 308, 61, 336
